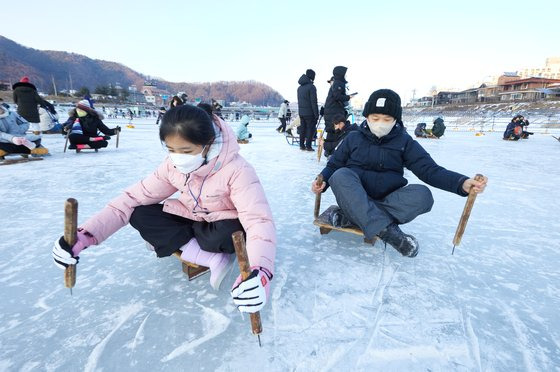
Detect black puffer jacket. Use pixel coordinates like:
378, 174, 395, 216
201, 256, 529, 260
64, 111, 117, 137
323, 122, 358, 156
320, 121, 469, 200
296, 75, 318, 118
324, 66, 350, 121
12, 82, 55, 123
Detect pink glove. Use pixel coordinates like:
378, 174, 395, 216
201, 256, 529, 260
71, 229, 98, 256
11, 137, 35, 149
89, 136, 104, 142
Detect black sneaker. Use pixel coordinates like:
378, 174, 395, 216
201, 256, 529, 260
328, 207, 356, 228
378, 223, 419, 257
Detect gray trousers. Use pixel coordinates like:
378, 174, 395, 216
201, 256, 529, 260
329, 168, 434, 240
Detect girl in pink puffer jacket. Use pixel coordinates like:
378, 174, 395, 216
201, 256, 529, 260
52, 105, 276, 314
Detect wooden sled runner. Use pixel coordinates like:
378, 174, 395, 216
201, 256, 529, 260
171, 251, 209, 280
0, 154, 44, 166
313, 175, 377, 245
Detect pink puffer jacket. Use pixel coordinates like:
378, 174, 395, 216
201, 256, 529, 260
81, 118, 276, 274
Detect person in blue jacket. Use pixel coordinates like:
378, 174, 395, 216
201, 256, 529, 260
236, 114, 252, 141
311, 89, 487, 257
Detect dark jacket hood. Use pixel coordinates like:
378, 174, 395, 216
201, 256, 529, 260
12, 82, 37, 91
333, 66, 347, 83
298, 74, 313, 86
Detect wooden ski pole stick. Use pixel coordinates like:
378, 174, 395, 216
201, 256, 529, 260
316, 131, 324, 162
116, 128, 120, 148
63, 134, 69, 153
314, 174, 323, 219
64, 198, 78, 295
452, 174, 485, 255
231, 231, 262, 347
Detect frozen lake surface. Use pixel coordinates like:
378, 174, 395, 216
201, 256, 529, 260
1, 118, 559, 371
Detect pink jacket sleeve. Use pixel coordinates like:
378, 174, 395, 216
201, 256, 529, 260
228, 162, 276, 275
81, 161, 178, 244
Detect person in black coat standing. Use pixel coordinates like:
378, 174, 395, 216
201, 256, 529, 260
12, 76, 55, 134
296, 69, 319, 151
312, 89, 487, 258
323, 66, 355, 145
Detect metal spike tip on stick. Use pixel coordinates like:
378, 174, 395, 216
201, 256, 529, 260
231, 231, 263, 347
64, 198, 78, 295
452, 174, 485, 255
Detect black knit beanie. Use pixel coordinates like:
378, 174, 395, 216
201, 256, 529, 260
305, 69, 316, 81
362, 89, 402, 121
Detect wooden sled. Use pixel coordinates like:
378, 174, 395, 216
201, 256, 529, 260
237, 139, 249, 144
0, 155, 43, 166
313, 175, 377, 245
171, 251, 209, 280
285, 133, 317, 147
64, 130, 120, 153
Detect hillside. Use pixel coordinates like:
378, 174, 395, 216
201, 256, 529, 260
0, 36, 283, 106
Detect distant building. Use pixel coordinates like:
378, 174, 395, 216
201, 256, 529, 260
142, 82, 171, 106
498, 77, 560, 101
0, 81, 10, 91
518, 57, 560, 79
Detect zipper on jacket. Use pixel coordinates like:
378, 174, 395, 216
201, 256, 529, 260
184, 173, 190, 186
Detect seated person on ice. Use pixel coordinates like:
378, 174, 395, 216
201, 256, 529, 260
322, 113, 357, 158
236, 114, 252, 141
431, 117, 446, 138
285, 115, 300, 136
414, 122, 428, 138
503, 115, 525, 140
52, 104, 276, 313
63, 100, 120, 150
518, 115, 533, 139
0, 104, 49, 157
311, 89, 487, 258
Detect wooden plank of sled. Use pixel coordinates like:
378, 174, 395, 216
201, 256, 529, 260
0, 157, 44, 166
171, 251, 209, 280
313, 205, 377, 245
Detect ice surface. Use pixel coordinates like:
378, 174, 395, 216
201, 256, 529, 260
1, 117, 559, 371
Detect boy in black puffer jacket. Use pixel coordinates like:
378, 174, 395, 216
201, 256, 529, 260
322, 113, 358, 158
63, 100, 120, 150
311, 89, 487, 258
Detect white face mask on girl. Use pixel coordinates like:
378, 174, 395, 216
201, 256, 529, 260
367, 119, 396, 138
169, 146, 206, 174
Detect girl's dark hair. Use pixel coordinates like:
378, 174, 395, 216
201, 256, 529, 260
169, 95, 184, 108
197, 103, 213, 116
159, 104, 214, 145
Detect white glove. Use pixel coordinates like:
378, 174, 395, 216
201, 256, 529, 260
231, 268, 272, 313
52, 237, 78, 269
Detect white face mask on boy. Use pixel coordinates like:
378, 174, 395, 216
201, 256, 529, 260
169, 146, 206, 174
367, 119, 396, 138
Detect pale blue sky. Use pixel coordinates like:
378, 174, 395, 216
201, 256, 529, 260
2, 0, 559, 103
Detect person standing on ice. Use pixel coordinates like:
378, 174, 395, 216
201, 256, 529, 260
323, 66, 354, 148
52, 104, 275, 313
311, 89, 487, 257
276, 100, 289, 133
12, 76, 56, 135
297, 69, 319, 151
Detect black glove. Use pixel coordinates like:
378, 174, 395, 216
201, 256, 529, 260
103, 136, 111, 140
115, 126, 121, 133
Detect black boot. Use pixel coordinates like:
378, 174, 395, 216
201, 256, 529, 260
378, 223, 419, 257
328, 207, 356, 228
